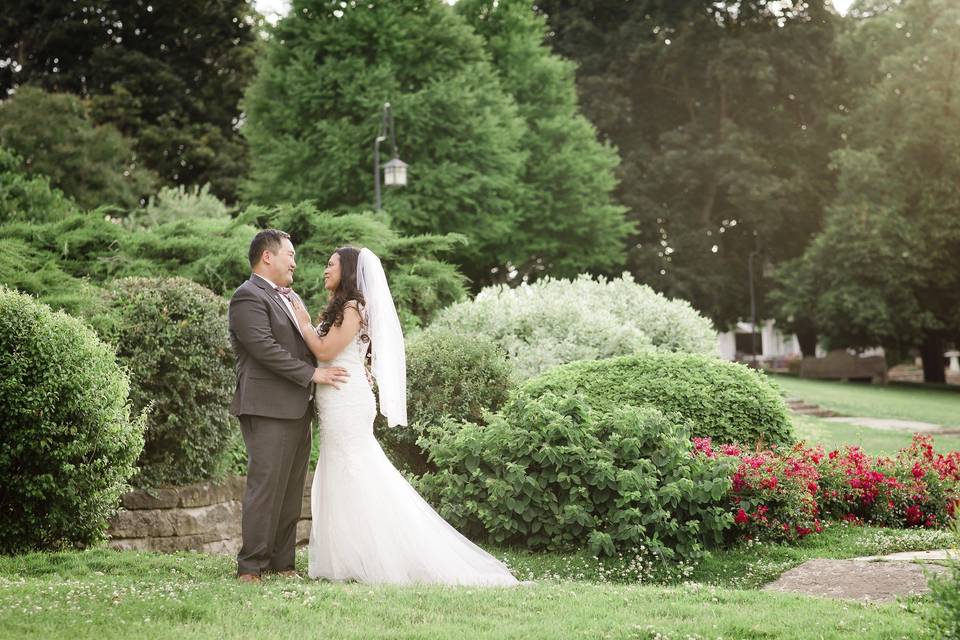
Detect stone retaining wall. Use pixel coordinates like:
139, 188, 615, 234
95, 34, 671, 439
107, 473, 313, 555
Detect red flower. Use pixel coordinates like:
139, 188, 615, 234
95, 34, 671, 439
735, 508, 749, 525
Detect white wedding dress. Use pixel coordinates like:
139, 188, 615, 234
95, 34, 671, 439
307, 330, 518, 586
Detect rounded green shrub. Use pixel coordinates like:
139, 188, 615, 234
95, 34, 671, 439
0, 287, 145, 554
111, 277, 236, 487
521, 353, 793, 447
376, 328, 514, 474
418, 393, 733, 559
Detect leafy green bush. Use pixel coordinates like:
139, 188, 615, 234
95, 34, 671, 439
418, 393, 733, 559
0, 287, 145, 554
376, 329, 514, 474
428, 273, 716, 379
111, 277, 236, 487
520, 353, 793, 447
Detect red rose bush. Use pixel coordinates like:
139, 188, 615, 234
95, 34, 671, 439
693, 434, 960, 542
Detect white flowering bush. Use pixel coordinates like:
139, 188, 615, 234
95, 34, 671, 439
427, 273, 715, 379
124, 184, 230, 229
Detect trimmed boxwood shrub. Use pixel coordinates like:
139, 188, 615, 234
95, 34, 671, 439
376, 328, 514, 474
0, 287, 145, 554
111, 277, 236, 487
520, 353, 793, 447
418, 392, 733, 559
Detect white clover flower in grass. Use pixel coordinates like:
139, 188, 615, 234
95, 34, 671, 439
428, 273, 716, 379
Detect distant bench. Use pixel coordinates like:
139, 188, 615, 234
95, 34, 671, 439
799, 349, 888, 384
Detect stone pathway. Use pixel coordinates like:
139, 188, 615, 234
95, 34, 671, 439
762, 550, 955, 602
822, 416, 950, 433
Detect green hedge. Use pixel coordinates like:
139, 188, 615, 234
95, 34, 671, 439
0, 287, 145, 554
111, 277, 236, 487
520, 353, 793, 447
418, 393, 733, 559
376, 329, 513, 474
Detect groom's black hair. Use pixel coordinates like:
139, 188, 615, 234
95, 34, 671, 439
249, 229, 291, 267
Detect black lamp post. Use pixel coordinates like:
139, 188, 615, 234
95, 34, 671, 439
374, 102, 408, 211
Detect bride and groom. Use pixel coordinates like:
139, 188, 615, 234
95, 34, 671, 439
228, 229, 517, 586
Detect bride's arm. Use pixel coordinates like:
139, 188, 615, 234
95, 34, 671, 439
291, 298, 362, 362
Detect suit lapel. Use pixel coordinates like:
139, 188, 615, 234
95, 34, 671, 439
249, 275, 305, 340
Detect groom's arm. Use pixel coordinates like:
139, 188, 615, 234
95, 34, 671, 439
229, 287, 316, 388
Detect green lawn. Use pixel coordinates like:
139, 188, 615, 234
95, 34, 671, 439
0, 545, 934, 640
792, 415, 960, 456
768, 374, 960, 428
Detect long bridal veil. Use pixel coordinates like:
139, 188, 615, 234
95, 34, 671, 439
356, 248, 407, 428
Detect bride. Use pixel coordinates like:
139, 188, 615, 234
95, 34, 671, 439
290, 246, 518, 586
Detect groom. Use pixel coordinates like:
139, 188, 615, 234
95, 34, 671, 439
228, 229, 348, 583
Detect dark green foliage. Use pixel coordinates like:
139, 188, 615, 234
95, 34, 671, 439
521, 353, 793, 447
0, 87, 157, 210
536, 1, 840, 327
0, 146, 76, 224
418, 393, 734, 559
770, 0, 960, 380
110, 277, 235, 487
376, 329, 514, 474
0, 287, 145, 554
0, 1, 259, 201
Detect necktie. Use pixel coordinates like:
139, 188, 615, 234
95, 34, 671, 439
275, 286, 292, 297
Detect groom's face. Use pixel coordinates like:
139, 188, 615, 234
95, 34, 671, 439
265, 238, 297, 287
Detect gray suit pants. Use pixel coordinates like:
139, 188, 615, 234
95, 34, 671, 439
236, 405, 313, 576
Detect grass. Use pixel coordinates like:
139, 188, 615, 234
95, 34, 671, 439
0, 545, 934, 640
768, 374, 960, 428
499, 524, 953, 590
792, 415, 960, 456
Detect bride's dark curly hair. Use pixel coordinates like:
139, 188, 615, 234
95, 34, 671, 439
318, 246, 367, 337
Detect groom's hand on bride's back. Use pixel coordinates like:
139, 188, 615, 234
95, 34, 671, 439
313, 366, 349, 388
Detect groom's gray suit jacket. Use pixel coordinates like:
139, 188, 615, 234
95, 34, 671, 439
228, 274, 317, 419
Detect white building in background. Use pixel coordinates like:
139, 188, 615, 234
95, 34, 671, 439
716, 320, 820, 364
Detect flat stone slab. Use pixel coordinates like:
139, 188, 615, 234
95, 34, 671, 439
853, 549, 958, 562
762, 558, 947, 602
822, 416, 948, 432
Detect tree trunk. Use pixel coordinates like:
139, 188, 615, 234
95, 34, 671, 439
795, 325, 818, 358
920, 332, 946, 384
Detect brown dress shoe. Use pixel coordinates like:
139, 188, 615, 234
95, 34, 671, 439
237, 573, 261, 584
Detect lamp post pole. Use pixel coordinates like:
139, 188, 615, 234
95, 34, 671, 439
748, 249, 759, 367
374, 103, 389, 211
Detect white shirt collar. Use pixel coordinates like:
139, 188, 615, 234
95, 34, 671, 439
253, 273, 279, 290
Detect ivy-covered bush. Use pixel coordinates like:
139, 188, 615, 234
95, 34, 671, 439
521, 353, 794, 447
376, 329, 514, 474
0, 287, 145, 554
428, 273, 716, 379
418, 393, 734, 560
111, 277, 236, 487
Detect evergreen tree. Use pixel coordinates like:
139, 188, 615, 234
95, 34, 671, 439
241, 0, 530, 285
456, 0, 632, 281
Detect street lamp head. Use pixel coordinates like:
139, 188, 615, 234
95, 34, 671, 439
383, 157, 408, 187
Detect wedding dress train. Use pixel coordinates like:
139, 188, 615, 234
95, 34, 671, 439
307, 333, 518, 586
